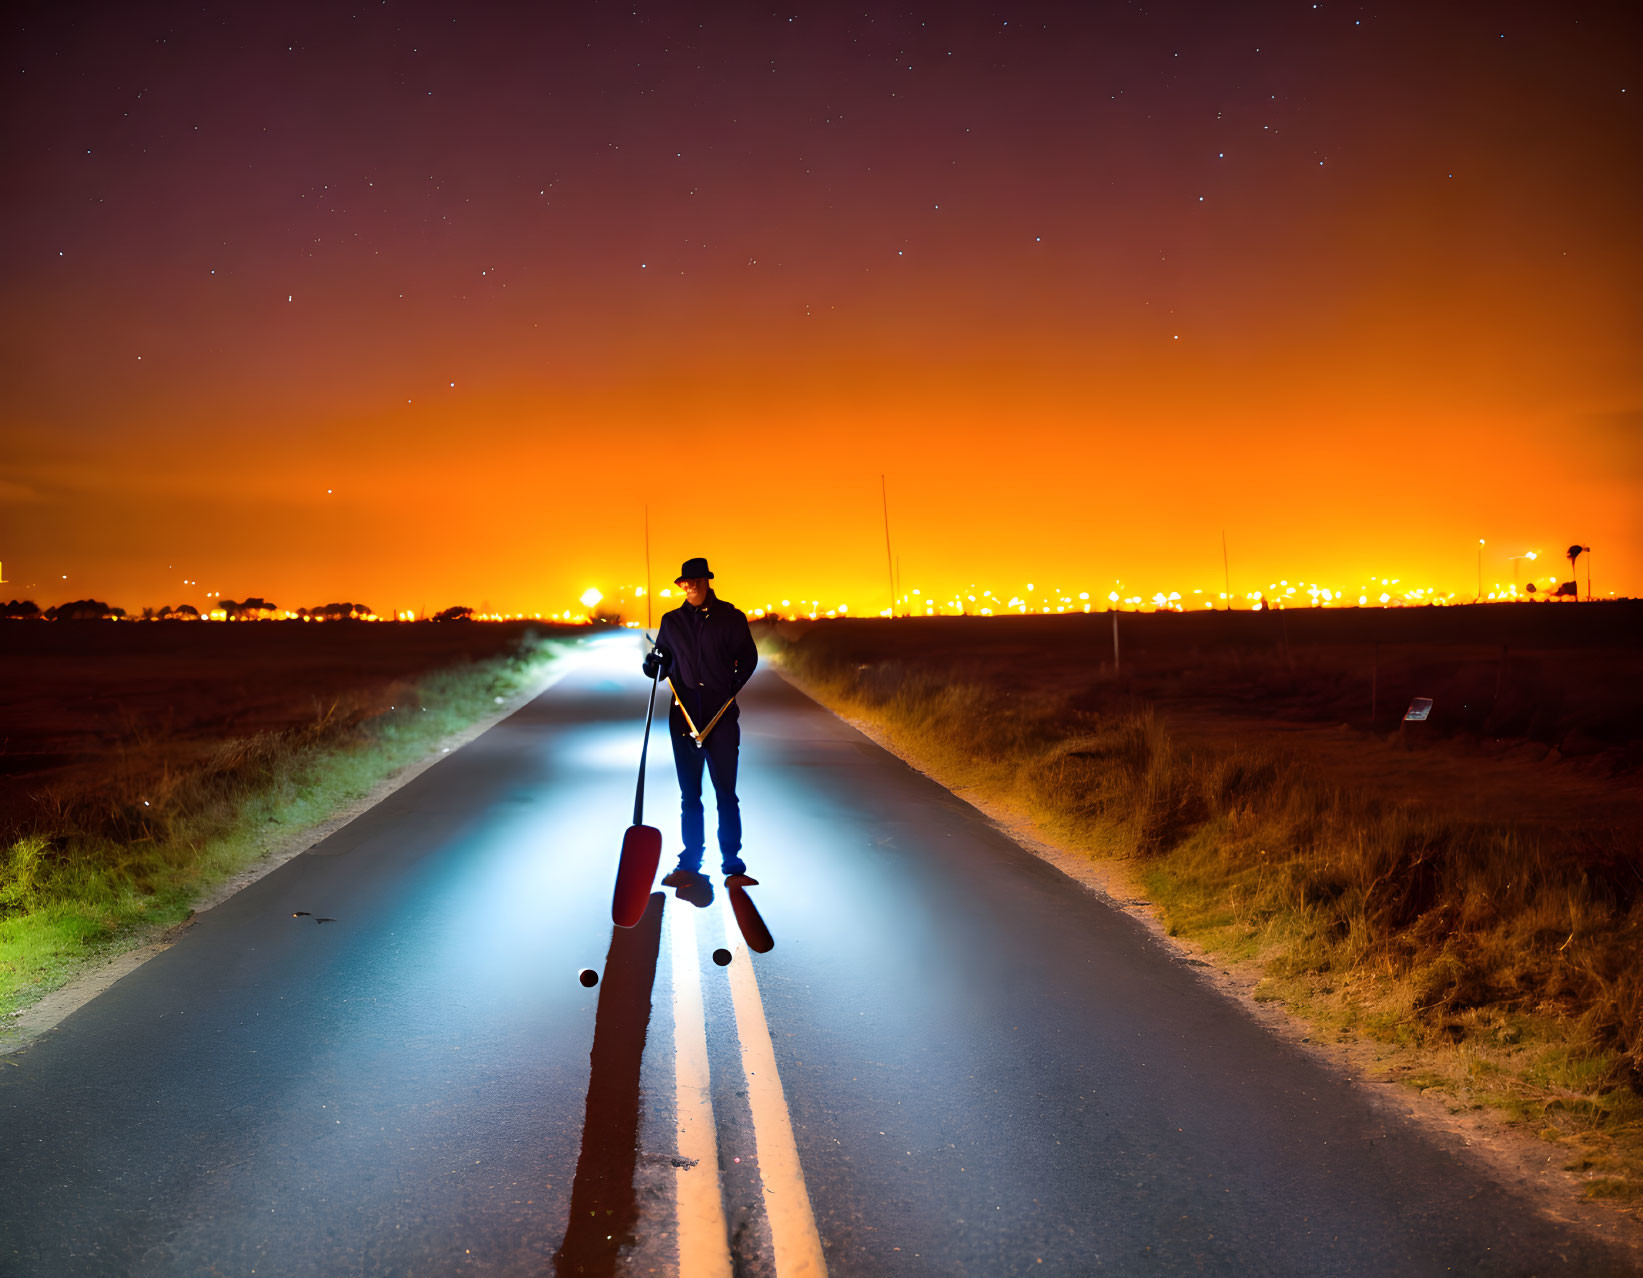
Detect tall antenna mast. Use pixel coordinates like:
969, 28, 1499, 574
644, 504, 653, 632
880, 474, 897, 618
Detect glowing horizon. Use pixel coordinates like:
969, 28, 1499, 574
10, 553, 1617, 623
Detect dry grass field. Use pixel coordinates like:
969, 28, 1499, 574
0, 620, 577, 1016
762, 602, 1643, 1203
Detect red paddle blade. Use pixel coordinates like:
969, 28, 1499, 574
613, 824, 663, 928
727, 883, 775, 953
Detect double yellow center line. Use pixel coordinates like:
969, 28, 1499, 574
667, 900, 827, 1276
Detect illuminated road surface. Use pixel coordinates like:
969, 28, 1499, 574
0, 638, 1634, 1276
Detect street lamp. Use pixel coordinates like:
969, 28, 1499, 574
1565, 545, 1591, 600
1508, 550, 1538, 595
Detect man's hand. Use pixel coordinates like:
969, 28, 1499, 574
642, 644, 673, 681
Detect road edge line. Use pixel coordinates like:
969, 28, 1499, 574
720, 898, 828, 1277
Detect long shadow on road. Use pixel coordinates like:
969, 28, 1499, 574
553, 892, 665, 1277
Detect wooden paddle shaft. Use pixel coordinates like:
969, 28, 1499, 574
666, 677, 701, 737
695, 691, 739, 745
667, 678, 739, 747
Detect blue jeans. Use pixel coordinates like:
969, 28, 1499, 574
669, 698, 745, 876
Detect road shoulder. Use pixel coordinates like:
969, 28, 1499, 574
771, 665, 1643, 1263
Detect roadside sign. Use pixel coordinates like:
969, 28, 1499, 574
1404, 697, 1433, 722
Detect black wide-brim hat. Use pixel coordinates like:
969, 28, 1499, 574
675, 556, 714, 584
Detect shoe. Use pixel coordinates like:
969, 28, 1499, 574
672, 876, 714, 909
662, 868, 706, 887
724, 873, 759, 889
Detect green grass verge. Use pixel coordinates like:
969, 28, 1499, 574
0, 634, 575, 1020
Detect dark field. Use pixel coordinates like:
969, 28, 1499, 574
781, 602, 1643, 746
0, 620, 576, 836
772, 602, 1643, 833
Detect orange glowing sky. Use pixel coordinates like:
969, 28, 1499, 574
2, 2, 1638, 615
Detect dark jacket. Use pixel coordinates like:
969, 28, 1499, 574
655, 590, 758, 703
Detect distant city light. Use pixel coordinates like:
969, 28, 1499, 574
28, 550, 1606, 628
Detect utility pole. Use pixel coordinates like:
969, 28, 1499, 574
880, 474, 897, 618
1477, 539, 1485, 601
644, 504, 652, 632
1221, 531, 1232, 610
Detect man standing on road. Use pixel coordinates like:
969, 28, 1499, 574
642, 557, 758, 887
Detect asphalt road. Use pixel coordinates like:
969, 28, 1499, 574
0, 636, 1635, 1276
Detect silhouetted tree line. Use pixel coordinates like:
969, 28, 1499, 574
296, 602, 373, 620
38, 599, 126, 620
2, 598, 516, 621
122, 604, 205, 620
219, 597, 278, 618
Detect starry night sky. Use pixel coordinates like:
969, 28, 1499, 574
3, 1, 1639, 613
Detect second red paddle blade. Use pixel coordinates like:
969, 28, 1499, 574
727, 882, 775, 953
612, 824, 663, 927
